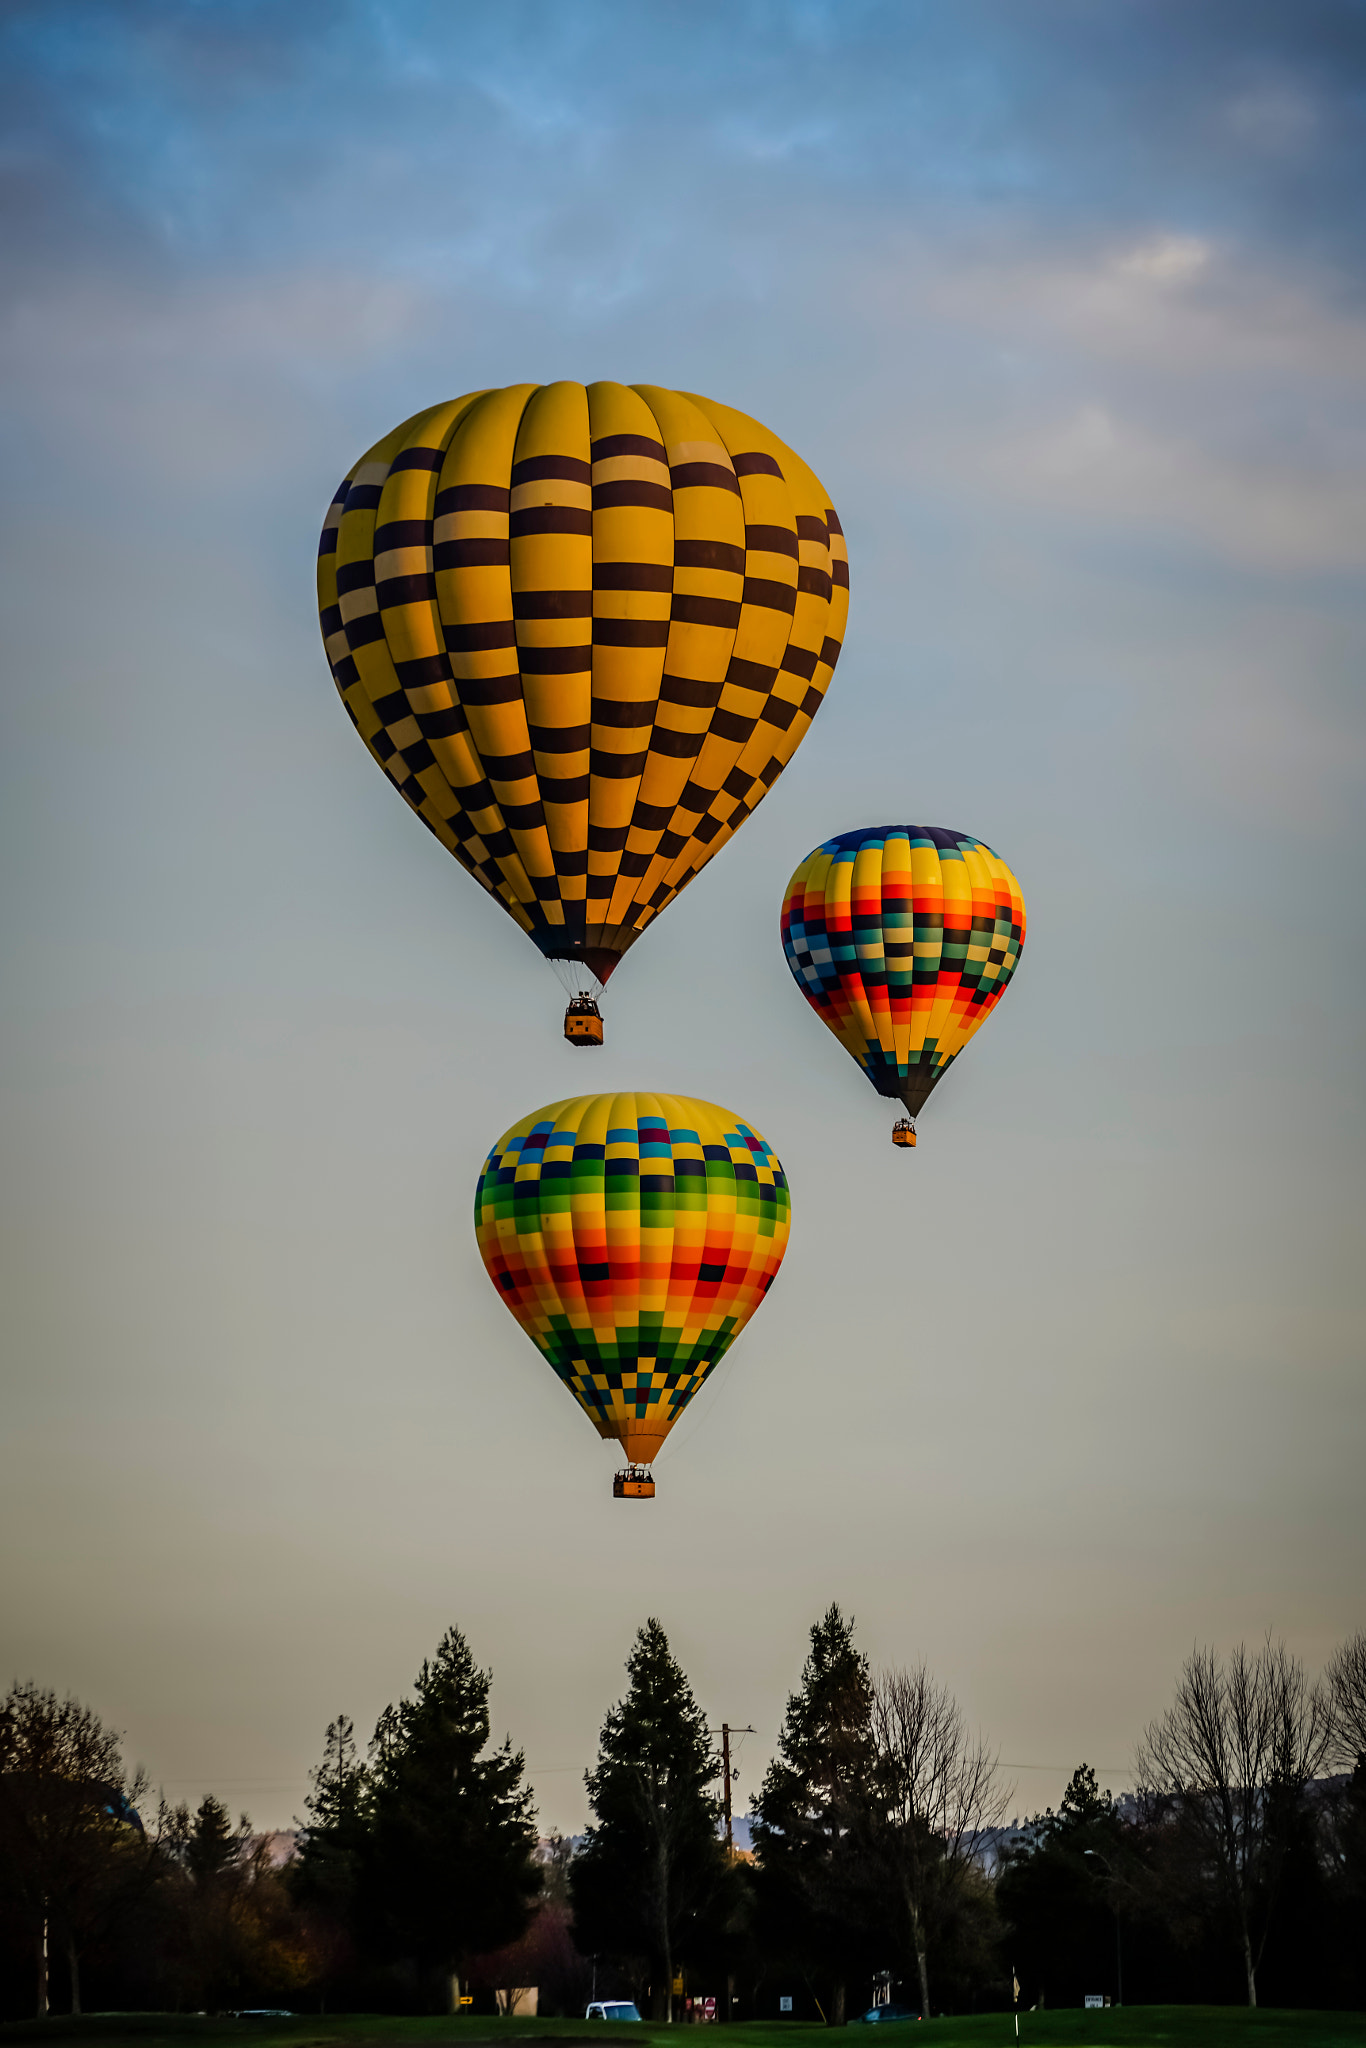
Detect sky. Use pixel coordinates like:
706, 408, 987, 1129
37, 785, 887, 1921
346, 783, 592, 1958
1, 0, 1363, 1838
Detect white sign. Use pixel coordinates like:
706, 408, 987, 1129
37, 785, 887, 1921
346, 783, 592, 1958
779, 1998, 793, 2013
1084, 1996, 1104, 2009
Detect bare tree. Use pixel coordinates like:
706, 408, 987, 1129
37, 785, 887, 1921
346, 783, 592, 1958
1134, 1637, 1331, 2007
0, 1681, 151, 2017
1324, 1632, 1366, 1768
865, 1664, 1012, 2019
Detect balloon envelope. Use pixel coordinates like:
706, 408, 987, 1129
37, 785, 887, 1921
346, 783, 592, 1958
475, 1092, 790, 1464
781, 826, 1026, 1118
319, 382, 847, 988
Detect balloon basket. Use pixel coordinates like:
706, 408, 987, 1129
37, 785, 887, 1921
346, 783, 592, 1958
891, 1117, 917, 1149
613, 1465, 655, 1499
564, 994, 604, 1046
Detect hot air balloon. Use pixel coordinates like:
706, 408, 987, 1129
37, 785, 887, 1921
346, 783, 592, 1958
474, 1092, 790, 1496
318, 383, 848, 1045
781, 827, 1026, 1146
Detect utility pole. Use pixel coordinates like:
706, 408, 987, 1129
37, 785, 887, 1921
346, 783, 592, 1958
710, 1723, 756, 1852
708, 1723, 756, 2027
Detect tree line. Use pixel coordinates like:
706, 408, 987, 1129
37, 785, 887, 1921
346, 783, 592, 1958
2, 1616, 1363, 2021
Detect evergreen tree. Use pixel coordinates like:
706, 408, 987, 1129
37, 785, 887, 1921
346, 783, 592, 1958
293, 1714, 369, 1921
996, 1764, 1129, 2009
571, 1619, 731, 2020
751, 1604, 879, 2025
359, 1628, 540, 1980
185, 1795, 240, 1888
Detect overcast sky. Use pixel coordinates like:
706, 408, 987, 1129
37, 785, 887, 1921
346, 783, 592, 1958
2, 0, 1363, 1836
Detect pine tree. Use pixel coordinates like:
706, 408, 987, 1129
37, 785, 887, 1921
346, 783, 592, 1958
571, 1619, 731, 2020
751, 1604, 880, 2025
359, 1627, 540, 1979
185, 1795, 240, 1887
293, 1714, 370, 1929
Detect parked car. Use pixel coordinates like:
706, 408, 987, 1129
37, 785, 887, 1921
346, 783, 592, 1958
856, 2008, 921, 2024
587, 2002, 643, 2022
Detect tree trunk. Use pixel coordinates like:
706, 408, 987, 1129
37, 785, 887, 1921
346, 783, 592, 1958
1242, 1926, 1258, 2008
36, 1916, 49, 2020
915, 1945, 930, 2021
830, 1980, 846, 2027
68, 1934, 81, 2016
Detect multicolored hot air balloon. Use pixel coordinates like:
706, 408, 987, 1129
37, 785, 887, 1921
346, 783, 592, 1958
781, 827, 1026, 1146
474, 1092, 790, 1496
318, 383, 848, 1045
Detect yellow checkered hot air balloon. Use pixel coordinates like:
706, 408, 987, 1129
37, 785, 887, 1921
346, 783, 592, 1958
318, 383, 848, 1045
474, 1092, 791, 1497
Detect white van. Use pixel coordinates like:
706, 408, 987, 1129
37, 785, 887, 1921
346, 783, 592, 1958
586, 2001, 644, 2022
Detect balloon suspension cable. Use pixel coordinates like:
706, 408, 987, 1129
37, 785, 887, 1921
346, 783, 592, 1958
549, 955, 605, 1003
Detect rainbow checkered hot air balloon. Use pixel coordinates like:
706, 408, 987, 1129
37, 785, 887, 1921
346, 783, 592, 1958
781, 827, 1026, 1146
474, 1093, 790, 1496
318, 383, 847, 1046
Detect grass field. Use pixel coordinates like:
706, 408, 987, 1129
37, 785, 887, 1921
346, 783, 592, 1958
3, 2010, 1364, 2048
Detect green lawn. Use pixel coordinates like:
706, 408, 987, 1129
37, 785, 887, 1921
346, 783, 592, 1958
3, 2011, 1364, 2048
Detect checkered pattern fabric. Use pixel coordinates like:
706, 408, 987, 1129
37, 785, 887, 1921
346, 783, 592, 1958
781, 827, 1026, 1118
318, 383, 848, 987
474, 1092, 790, 1464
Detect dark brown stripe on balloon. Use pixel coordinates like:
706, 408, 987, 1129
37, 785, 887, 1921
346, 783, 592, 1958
760, 697, 796, 730
670, 593, 741, 630
514, 589, 592, 619
593, 481, 673, 512
781, 644, 818, 680
417, 705, 468, 740
510, 507, 593, 538
528, 724, 591, 752
435, 482, 509, 515
832, 560, 849, 588
744, 523, 799, 559
592, 618, 670, 648
798, 566, 832, 600
712, 708, 755, 744
435, 538, 509, 568
591, 697, 657, 727
446, 620, 517, 651
821, 635, 843, 667
394, 652, 452, 691
374, 519, 432, 551
376, 572, 436, 607
732, 451, 784, 478
482, 750, 536, 780
595, 561, 672, 592
724, 654, 778, 693
592, 433, 668, 464
590, 749, 649, 777
511, 455, 592, 486
648, 727, 705, 759
517, 644, 593, 674
670, 462, 740, 494
660, 674, 722, 709
742, 577, 797, 615
796, 514, 829, 543
541, 774, 591, 803
458, 672, 524, 706
675, 538, 745, 576
390, 447, 444, 473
